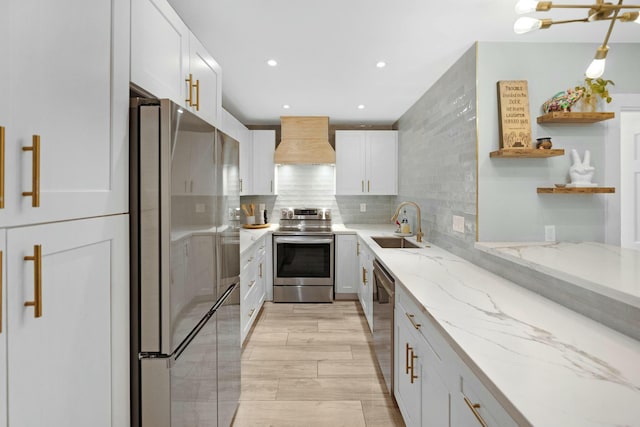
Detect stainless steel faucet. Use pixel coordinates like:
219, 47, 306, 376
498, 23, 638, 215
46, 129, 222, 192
391, 201, 424, 242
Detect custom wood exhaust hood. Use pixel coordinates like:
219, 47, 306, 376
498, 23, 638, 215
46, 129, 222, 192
274, 116, 335, 164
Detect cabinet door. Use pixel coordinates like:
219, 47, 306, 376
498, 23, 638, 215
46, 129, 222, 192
4, 0, 128, 227
395, 314, 422, 427
239, 128, 253, 196
7, 215, 129, 427
188, 34, 222, 127
335, 235, 358, 294
252, 130, 276, 195
421, 344, 450, 427
131, 0, 189, 104
366, 131, 398, 195
335, 131, 366, 195
0, 231, 6, 427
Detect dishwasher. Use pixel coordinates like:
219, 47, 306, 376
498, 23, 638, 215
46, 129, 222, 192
373, 259, 395, 395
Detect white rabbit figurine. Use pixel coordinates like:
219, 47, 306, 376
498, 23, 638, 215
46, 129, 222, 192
567, 149, 597, 187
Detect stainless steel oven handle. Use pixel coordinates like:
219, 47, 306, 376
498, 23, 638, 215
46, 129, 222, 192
274, 236, 334, 245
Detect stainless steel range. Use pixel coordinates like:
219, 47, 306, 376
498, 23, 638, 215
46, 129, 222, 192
273, 208, 334, 303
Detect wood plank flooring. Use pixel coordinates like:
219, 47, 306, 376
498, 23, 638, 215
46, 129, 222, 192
232, 301, 405, 427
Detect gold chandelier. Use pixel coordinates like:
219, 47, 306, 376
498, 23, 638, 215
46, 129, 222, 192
514, 1, 640, 77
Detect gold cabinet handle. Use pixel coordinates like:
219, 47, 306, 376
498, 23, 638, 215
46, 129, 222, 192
409, 347, 418, 384
185, 73, 194, 106
0, 126, 4, 209
0, 250, 3, 333
259, 262, 263, 278
368, 180, 370, 192
356, 241, 360, 256
405, 343, 410, 374
248, 280, 255, 288
270, 180, 273, 193
362, 267, 367, 285
361, 180, 364, 193
239, 178, 243, 192
248, 308, 255, 318
24, 245, 43, 318
463, 396, 488, 427
193, 78, 200, 111
22, 135, 41, 207
405, 312, 422, 330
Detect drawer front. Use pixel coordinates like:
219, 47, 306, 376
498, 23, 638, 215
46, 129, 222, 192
457, 367, 518, 427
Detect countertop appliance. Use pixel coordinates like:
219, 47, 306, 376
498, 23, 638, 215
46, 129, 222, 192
273, 208, 334, 302
373, 258, 395, 395
130, 98, 240, 427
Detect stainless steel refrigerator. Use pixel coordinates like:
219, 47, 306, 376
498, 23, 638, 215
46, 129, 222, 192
130, 98, 241, 427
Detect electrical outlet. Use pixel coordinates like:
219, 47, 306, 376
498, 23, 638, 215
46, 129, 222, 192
545, 225, 556, 242
360, 203, 366, 212
452, 215, 465, 233
195, 203, 206, 213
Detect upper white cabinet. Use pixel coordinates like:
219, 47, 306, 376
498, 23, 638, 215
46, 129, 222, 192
187, 34, 222, 127
335, 130, 398, 195
131, 0, 222, 126
335, 234, 358, 295
251, 130, 276, 195
131, 0, 189, 105
6, 215, 129, 427
1, 0, 129, 227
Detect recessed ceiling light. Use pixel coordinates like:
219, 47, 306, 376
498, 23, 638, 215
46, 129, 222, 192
267, 59, 278, 67
357, 104, 365, 109
283, 104, 290, 109
376, 61, 387, 68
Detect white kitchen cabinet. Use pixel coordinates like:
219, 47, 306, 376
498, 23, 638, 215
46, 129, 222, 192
357, 238, 374, 331
252, 130, 276, 195
335, 130, 397, 195
0, 231, 6, 427
335, 234, 358, 295
1, 0, 129, 228
6, 215, 129, 427
131, 0, 189, 105
395, 308, 423, 427
187, 33, 222, 127
240, 235, 267, 344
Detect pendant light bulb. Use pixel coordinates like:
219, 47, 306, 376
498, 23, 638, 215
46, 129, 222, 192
514, 17, 543, 34
585, 58, 606, 78
515, 0, 539, 14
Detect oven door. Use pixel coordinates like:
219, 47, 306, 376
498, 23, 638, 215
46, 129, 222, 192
273, 234, 334, 286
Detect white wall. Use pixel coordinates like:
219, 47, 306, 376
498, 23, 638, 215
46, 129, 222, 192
477, 42, 640, 242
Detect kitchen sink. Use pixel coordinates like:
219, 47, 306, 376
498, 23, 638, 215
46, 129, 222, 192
371, 236, 421, 249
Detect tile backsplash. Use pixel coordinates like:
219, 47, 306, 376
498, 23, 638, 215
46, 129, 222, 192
240, 165, 395, 225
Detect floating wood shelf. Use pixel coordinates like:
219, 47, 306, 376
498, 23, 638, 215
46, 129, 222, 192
537, 187, 615, 194
490, 149, 565, 158
536, 112, 615, 124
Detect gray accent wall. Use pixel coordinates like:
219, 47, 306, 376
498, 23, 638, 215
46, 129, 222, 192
394, 44, 478, 258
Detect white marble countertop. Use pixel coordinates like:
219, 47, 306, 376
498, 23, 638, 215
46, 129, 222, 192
345, 224, 640, 427
475, 241, 640, 309
240, 224, 278, 255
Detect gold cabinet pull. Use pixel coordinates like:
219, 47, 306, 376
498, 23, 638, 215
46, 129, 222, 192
193, 78, 200, 111
405, 343, 410, 374
409, 347, 418, 384
22, 135, 41, 207
248, 280, 255, 288
239, 178, 243, 192
405, 312, 422, 330
0, 126, 4, 209
270, 180, 273, 193
362, 267, 367, 285
24, 245, 43, 318
185, 73, 194, 106
356, 241, 360, 256
248, 308, 255, 318
259, 262, 263, 278
361, 180, 364, 193
0, 250, 3, 332
368, 180, 370, 192
463, 396, 488, 427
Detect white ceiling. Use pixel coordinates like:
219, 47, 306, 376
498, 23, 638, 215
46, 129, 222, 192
166, 0, 639, 125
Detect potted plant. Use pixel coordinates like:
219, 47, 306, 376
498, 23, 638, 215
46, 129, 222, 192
574, 77, 614, 112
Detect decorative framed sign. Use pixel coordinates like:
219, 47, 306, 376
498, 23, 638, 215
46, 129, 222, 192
497, 80, 532, 149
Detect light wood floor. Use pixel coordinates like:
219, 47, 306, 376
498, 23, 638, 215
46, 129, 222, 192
232, 301, 405, 427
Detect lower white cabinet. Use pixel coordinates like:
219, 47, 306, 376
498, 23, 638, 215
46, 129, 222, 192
4, 215, 129, 427
241, 234, 267, 344
357, 238, 374, 331
395, 285, 517, 427
335, 234, 358, 295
